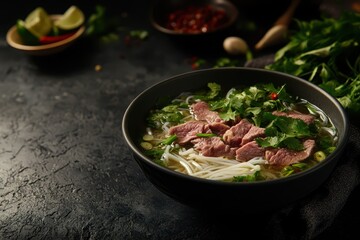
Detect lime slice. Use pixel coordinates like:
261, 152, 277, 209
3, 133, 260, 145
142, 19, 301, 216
54, 6, 85, 31
16, 19, 39, 45
24, 7, 52, 38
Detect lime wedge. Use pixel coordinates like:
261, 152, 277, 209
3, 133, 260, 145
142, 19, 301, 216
54, 6, 85, 31
16, 19, 40, 45
24, 7, 52, 38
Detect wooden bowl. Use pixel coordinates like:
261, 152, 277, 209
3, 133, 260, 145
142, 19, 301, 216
6, 15, 85, 56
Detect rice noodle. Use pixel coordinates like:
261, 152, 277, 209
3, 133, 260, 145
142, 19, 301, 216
162, 122, 171, 132
145, 127, 152, 135
163, 147, 266, 181
185, 95, 194, 105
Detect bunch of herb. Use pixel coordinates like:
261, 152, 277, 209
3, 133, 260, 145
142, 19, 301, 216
266, 11, 360, 114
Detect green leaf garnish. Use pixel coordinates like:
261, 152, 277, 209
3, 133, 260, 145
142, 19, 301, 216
233, 171, 261, 182
281, 162, 309, 177
256, 115, 314, 150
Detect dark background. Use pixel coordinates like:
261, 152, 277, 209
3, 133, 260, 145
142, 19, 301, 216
1, 0, 359, 239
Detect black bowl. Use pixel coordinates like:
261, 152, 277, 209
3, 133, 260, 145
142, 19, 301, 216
122, 67, 349, 214
150, 0, 239, 36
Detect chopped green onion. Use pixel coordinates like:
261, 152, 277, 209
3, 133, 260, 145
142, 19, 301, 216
314, 151, 326, 161
162, 135, 177, 145
143, 134, 154, 141
140, 142, 152, 150
196, 133, 217, 138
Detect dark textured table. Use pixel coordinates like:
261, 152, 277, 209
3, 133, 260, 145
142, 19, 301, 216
1, 1, 359, 239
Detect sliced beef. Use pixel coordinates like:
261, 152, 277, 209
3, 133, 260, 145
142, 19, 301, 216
209, 122, 230, 136
169, 105, 317, 165
224, 115, 242, 127
272, 110, 315, 124
191, 101, 223, 123
168, 120, 210, 145
235, 141, 266, 162
266, 139, 316, 165
223, 119, 253, 147
193, 137, 236, 158
241, 125, 266, 145
265, 149, 276, 160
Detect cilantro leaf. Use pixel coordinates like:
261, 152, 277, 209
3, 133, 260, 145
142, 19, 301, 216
194, 82, 221, 100
147, 105, 184, 128
256, 115, 314, 150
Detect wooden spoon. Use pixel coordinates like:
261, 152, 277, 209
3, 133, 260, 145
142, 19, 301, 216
255, 0, 301, 50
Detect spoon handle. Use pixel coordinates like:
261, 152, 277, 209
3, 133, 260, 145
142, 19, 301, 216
275, 0, 301, 26
255, 0, 301, 50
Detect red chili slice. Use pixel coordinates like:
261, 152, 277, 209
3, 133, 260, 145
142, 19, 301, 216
270, 92, 279, 100
39, 32, 76, 44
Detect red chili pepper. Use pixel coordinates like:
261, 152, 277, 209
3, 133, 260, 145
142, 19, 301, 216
39, 32, 75, 44
270, 92, 278, 100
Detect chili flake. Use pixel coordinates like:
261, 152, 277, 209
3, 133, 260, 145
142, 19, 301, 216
166, 4, 228, 34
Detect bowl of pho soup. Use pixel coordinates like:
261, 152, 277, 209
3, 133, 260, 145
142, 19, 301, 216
122, 67, 349, 213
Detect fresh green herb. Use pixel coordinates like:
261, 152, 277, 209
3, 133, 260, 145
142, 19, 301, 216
256, 115, 314, 150
316, 133, 337, 155
233, 171, 261, 182
147, 104, 184, 129
193, 82, 221, 101
281, 162, 309, 177
144, 149, 165, 162
205, 82, 221, 100
86, 5, 135, 44
129, 30, 148, 40
213, 57, 241, 68
153, 159, 167, 167
266, 11, 360, 114
86, 5, 109, 36
209, 83, 292, 125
